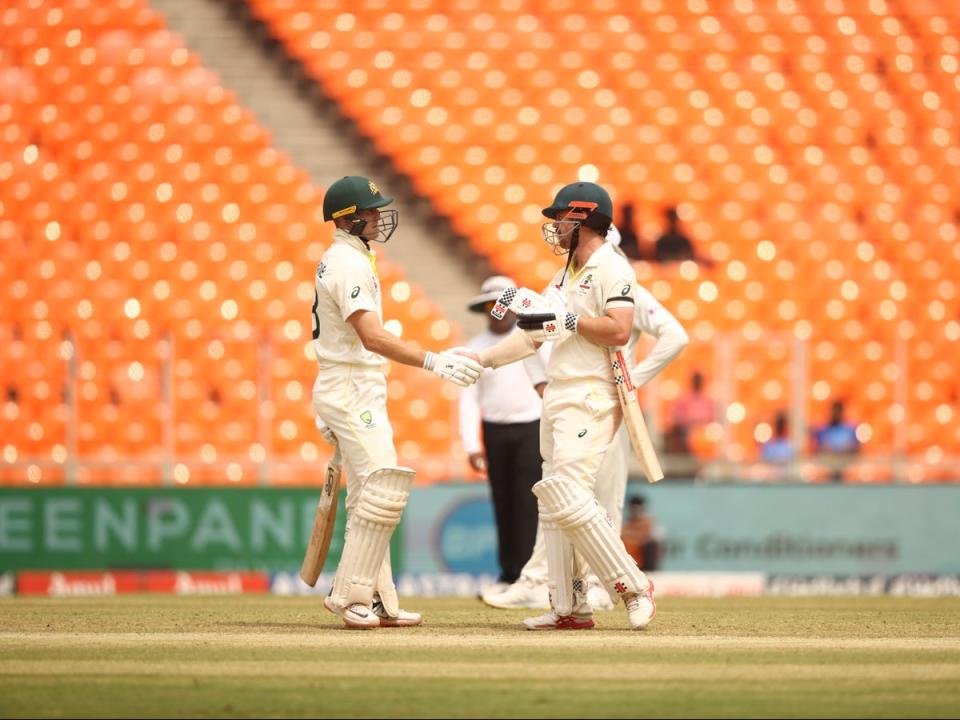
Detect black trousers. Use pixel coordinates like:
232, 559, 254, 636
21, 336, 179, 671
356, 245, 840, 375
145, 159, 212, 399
482, 419, 541, 583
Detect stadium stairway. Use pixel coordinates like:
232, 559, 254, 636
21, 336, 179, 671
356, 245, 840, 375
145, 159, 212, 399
149, 0, 490, 336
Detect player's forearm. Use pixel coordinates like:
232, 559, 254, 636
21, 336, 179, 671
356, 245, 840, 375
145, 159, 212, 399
477, 329, 537, 368
360, 327, 427, 368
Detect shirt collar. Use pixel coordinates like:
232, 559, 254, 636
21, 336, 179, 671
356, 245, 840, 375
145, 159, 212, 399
334, 227, 372, 253
569, 239, 613, 279
579, 240, 614, 269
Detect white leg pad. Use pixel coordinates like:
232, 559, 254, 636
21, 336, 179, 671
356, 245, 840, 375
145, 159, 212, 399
331, 466, 414, 608
375, 546, 400, 618
533, 475, 649, 602
540, 509, 577, 616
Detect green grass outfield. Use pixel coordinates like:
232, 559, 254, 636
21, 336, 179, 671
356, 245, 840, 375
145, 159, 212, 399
2, 596, 959, 718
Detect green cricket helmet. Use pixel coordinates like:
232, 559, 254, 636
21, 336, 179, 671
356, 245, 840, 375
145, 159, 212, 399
541, 181, 613, 255
322, 175, 398, 243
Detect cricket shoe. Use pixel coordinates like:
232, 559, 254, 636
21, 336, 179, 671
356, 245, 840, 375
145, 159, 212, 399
482, 578, 550, 610
372, 599, 422, 627
476, 580, 509, 600
323, 596, 380, 629
522, 610, 595, 631
624, 580, 656, 631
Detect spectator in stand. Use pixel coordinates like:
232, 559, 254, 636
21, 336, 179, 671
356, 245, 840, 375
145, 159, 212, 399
654, 206, 694, 263
615, 202, 644, 261
760, 410, 796, 465
654, 206, 714, 266
621, 495, 662, 572
665, 370, 715, 454
813, 400, 860, 482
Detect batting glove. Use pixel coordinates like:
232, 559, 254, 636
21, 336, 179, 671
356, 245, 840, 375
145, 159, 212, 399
516, 310, 579, 344
423, 350, 483, 387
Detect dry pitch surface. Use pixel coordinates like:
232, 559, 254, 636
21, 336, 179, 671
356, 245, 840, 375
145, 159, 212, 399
2, 596, 959, 718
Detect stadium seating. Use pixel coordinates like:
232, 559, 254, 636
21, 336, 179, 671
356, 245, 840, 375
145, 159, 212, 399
0, 0, 466, 486
247, 0, 959, 478
2, 0, 957, 484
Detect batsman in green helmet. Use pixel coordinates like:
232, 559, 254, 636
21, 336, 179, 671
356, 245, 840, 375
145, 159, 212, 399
471, 180, 660, 632
310, 176, 482, 629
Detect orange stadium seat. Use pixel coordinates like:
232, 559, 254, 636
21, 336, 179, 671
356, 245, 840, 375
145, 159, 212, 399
3, 0, 958, 484
0, 0, 461, 486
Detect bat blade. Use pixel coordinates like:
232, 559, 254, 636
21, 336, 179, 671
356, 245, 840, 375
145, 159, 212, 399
299, 447, 342, 587
611, 350, 664, 484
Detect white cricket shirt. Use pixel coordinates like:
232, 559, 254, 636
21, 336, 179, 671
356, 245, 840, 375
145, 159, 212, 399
545, 241, 638, 383
311, 229, 385, 367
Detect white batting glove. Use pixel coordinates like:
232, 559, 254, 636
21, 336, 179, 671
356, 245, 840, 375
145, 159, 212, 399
314, 417, 337, 446
516, 310, 579, 344
423, 350, 483, 387
491, 286, 547, 320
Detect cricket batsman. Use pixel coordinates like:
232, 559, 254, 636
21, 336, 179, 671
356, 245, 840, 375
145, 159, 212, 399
311, 176, 482, 628
475, 181, 660, 630
484, 246, 688, 610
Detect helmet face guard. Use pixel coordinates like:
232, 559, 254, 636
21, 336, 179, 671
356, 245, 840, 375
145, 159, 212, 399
541, 217, 580, 255
371, 208, 398, 243
332, 206, 398, 244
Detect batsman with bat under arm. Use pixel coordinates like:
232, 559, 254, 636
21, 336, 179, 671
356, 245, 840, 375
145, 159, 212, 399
476, 181, 675, 631
483, 228, 689, 612
309, 176, 481, 628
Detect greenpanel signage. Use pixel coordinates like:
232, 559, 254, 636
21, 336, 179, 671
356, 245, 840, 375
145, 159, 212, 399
0, 489, 401, 572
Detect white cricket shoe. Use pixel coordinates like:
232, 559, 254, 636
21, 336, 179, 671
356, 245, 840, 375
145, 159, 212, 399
323, 596, 380, 629
477, 580, 509, 600
586, 580, 615, 611
482, 578, 550, 610
624, 580, 656, 630
522, 610, 595, 631
372, 598, 422, 627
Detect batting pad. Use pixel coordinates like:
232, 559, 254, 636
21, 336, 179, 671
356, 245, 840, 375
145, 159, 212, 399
539, 510, 579, 616
331, 466, 415, 608
533, 475, 649, 600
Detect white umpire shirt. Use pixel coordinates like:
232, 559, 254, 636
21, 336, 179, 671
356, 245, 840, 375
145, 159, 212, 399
458, 330, 546, 455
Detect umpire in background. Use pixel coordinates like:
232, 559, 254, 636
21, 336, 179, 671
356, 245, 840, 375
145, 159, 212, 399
459, 276, 545, 590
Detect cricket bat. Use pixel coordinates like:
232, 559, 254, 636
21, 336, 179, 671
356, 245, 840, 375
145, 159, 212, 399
299, 445, 342, 586
610, 349, 664, 484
